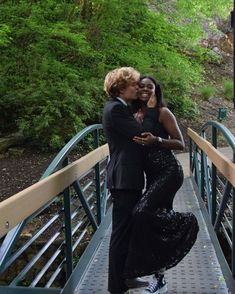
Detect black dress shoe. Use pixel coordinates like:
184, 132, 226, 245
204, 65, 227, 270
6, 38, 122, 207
125, 277, 149, 289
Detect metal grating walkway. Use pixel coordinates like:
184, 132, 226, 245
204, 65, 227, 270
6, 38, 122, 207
74, 176, 229, 294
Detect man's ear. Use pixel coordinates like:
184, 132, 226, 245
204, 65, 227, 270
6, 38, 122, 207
112, 85, 120, 97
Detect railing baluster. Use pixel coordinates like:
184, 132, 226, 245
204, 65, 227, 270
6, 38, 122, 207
72, 181, 98, 230
93, 129, 102, 224
63, 158, 73, 280
232, 150, 235, 278
233, 186, 235, 278
194, 149, 201, 186
203, 152, 212, 217
214, 182, 232, 232
189, 137, 192, 170
211, 126, 217, 225
200, 150, 205, 201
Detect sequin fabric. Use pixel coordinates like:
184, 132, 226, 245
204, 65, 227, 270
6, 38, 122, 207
123, 148, 199, 279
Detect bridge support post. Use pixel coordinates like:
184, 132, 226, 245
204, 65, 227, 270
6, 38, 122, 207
93, 129, 102, 225
200, 150, 205, 201
231, 9, 235, 108
232, 186, 235, 278
232, 145, 235, 278
189, 138, 192, 170
63, 158, 73, 280
211, 127, 217, 225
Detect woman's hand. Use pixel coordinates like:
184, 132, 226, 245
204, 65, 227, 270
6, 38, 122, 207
133, 132, 156, 146
147, 95, 157, 108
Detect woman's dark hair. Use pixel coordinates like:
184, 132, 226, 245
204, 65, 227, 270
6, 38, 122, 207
140, 75, 166, 108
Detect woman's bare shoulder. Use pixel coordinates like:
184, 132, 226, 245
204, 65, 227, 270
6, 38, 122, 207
159, 107, 174, 121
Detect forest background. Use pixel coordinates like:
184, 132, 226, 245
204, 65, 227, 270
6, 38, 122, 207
0, 0, 233, 149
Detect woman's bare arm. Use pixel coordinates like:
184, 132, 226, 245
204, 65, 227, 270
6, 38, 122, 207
133, 107, 185, 150
158, 107, 185, 150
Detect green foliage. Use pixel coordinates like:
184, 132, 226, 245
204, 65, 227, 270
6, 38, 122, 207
0, 0, 232, 148
173, 0, 232, 19
223, 80, 233, 100
150, 0, 232, 38
0, 24, 12, 46
200, 85, 216, 100
0, 1, 101, 147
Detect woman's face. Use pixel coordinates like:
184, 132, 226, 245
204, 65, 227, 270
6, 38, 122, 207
119, 81, 139, 101
138, 78, 155, 102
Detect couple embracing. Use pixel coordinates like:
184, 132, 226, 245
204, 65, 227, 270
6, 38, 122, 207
102, 67, 199, 294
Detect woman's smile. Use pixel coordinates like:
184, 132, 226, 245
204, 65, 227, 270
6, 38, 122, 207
138, 78, 155, 101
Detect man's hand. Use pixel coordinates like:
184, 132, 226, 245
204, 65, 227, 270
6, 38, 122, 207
133, 132, 156, 146
133, 109, 144, 124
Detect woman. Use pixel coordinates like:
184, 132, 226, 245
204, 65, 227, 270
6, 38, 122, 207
123, 76, 199, 294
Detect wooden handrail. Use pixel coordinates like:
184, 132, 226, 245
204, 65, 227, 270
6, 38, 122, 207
187, 128, 235, 186
0, 144, 109, 238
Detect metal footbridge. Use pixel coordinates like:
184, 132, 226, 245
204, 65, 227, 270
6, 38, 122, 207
0, 121, 235, 293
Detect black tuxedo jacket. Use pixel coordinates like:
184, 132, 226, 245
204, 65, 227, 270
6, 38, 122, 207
102, 98, 155, 190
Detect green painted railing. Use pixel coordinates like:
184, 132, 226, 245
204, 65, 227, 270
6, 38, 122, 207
0, 124, 110, 292
189, 120, 235, 278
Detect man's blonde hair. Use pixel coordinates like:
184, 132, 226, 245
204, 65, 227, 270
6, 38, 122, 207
104, 67, 140, 97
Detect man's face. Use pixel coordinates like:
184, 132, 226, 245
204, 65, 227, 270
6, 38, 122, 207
120, 81, 139, 102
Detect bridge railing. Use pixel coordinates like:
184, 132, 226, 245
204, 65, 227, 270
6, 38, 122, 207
0, 124, 110, 292
188, 120, 235, 279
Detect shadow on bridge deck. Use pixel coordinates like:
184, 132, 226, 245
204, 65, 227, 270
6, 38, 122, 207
63, 151, 233, 294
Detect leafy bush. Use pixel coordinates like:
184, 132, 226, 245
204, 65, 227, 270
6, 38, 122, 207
0, 2, 101, 147
200, 85, 216, 100
223, 80, 233, 100
0, 0, 232, 148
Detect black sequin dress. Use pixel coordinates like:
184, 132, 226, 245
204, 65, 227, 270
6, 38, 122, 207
123, 113, 199, 279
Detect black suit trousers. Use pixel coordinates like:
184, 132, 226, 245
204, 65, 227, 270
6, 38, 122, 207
108, 189, 142, 293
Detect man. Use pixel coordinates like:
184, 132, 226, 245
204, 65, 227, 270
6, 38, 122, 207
102, 67, 156, 294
